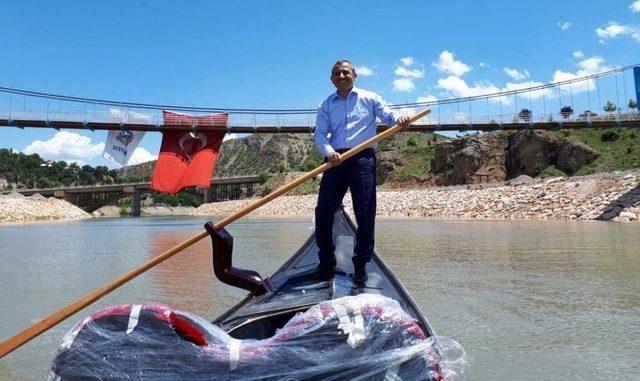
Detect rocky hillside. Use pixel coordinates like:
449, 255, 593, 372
427, 128, 640, 186
215, 133, 321, 176
117, 131, 442, 183
113, 127, 640, 191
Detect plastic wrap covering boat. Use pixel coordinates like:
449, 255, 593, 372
48, 294, 442, 380
49, 208, 444, 380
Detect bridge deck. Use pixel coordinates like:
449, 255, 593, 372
7, 176, 262, 197
0, 119, 638, 133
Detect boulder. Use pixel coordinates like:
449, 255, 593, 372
506, 130, 562, 178
430, 134, 505, 185
376, 160, 396, 185
556, 140, 599, 175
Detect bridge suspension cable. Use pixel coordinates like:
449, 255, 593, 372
0, 63, 638, 132
0, 64, 638, 114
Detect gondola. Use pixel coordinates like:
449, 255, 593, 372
47, 208, 445, 380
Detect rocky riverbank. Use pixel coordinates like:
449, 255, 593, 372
3, 170, 639, 224
0, 193, 91, 223
194, 170, 640, 223
92, 205, 196, 217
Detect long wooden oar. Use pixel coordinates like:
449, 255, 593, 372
0, 107, 430, 358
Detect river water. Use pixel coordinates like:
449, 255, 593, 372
0, 216, 639, 380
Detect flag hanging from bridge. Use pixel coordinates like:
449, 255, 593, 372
103, 108, 151, 166
150, 110, 228, 194
103, 130, 146, 166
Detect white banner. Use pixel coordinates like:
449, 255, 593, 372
103, 108, 152, 166
103, 129, 146, 166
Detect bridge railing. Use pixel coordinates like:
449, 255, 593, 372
0, 64, 638, 131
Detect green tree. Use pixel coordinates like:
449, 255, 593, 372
560, 105, 573, 119
603, 101, 617, 112
518, 108, 532, 122
629, 99, 638, 110
258, 171, 270, 184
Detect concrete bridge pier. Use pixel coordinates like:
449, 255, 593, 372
123, 186, 142, 217
204, 187, 217, 204
131, 192, 142, 217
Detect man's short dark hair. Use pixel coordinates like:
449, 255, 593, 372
332, 60, 356, 75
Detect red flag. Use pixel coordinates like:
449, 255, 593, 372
151, 110, 228, 194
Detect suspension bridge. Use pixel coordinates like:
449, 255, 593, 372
0, 65, 638, 133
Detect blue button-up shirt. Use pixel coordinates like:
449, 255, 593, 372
314, 87, 399, 157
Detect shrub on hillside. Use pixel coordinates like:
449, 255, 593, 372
601, 131, 619, 142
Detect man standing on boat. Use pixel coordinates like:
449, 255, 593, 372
314, 60, 410, 283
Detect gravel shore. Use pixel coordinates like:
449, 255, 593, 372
3, 170, 639, 224
194, 170, 640, 223
0, 194, 91, 223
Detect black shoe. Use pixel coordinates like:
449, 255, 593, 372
352, 257, 368, 284
317, 257, 336, 279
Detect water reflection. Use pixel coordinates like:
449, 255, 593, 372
147, 232, 215, 313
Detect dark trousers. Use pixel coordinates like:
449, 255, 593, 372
315, 148, 376, 263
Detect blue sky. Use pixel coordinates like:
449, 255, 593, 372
0, 0, 639, 168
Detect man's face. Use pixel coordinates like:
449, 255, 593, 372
331, 62, 357, 93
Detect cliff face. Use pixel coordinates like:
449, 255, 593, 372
505, 130, 599, 178
215, 134, 319, 176
116, 133, 320, 180
428, 130, 600, 186
429, 134, 506, 185
115, 127, 634, 189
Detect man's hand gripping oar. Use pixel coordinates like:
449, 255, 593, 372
0, 107, 430, 358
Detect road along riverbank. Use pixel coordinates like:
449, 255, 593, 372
194, 170, 640, 223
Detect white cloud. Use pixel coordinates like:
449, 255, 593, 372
128, 147, 157, 165
503, 67, 530, 80
355, 66, 374, 76
577, 56, 613, 74
394, 66, 424, 79
504, 81, 553, 100
479, 62, 489, 68
400, 57, 414, 66
393, 78, 415, 92
23, 131, 105, 162
558, 21, 572, 31
596, 22, 640, 42
392, 57, 423, 92
630, 1, 640, 12
436, 75, 554, 106
573, 50, 584, 58
223, 133, 238, 142
416, 95, 438, 103
437, 76, 500, 99
432, 51, 471, 77
551, 56, 613, 93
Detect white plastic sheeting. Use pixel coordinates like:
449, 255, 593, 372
48, 294, 467, 380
